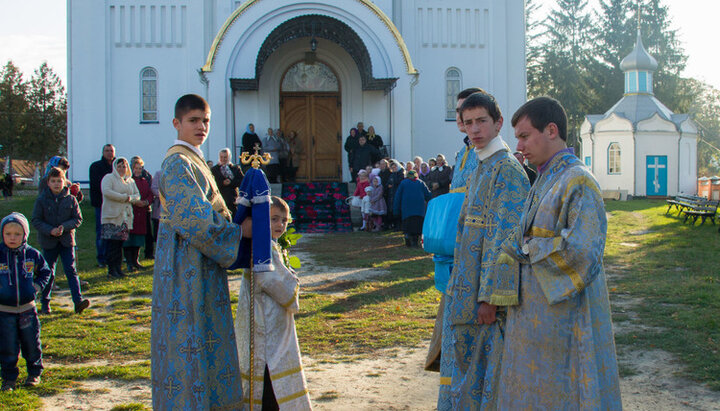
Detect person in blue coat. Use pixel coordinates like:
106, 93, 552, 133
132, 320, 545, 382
393, 170, 431, 247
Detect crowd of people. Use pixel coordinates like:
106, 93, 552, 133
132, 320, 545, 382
239, 123, 302, 183
349, 148, 536, 248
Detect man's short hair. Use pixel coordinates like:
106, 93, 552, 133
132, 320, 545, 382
174, 94, 210, 120
103, 144, 114, 151
459, 92, 502, 123
511, 96, 568, 141
219, 148, 231, 156
47, 167, 65, 179
270, 195, 290, 216
456, 87, 485, 101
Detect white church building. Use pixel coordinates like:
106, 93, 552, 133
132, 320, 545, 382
67, 0, 526, 183
580, 31, 698, 197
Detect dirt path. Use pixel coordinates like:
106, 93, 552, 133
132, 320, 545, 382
42, 239, 720, 410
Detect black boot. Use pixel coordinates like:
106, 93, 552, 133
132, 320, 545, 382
124, 247, 136, 272
108, 264, 122, 278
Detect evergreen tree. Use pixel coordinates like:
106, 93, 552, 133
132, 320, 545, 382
0, 61, 29, 163
25, 62, 67, 163
638, 0, 692, 113
686, 80, 720, 176
525, 0, 546, 98
592, 0, 635, 110
540, 0, 599, 147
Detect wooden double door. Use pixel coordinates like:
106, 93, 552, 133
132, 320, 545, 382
280, 93, 341, 181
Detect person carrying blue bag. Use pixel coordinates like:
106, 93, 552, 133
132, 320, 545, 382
422, 87, 484, 411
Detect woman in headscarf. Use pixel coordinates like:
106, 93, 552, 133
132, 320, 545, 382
241, 123, 262, 154
100, 157, 141, 278
123, 156, 153, 272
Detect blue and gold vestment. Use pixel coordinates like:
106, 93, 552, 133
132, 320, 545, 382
151, 145, 243, 410
499, 151, 622, 409
446, 142, 529, 409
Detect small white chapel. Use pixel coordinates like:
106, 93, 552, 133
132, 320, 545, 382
580, 31, 698, 197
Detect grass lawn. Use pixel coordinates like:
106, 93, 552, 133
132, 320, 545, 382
604, 199, 720, 389
0, 195, 718, 409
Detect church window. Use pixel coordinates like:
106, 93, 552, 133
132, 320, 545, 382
445, 68, 461, 120
638, 71, 647, 93
608, 143, 621, 174
627, 72, 637, 93
140, 67, 158, 122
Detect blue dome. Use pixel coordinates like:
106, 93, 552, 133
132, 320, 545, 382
620, 31, 658, 72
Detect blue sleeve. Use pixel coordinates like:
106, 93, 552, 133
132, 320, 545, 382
32, 250, 52, 290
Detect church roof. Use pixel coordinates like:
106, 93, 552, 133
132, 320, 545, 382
604, 94, 673, 123
586, 94, 691, 132
620, 31, 658, 72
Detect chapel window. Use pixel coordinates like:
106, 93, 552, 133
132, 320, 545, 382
608, 143, 621, 174
140, 67, 158, 123
445, 68, 461, 121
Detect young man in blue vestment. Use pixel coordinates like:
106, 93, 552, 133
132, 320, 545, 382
424, 87, 484, 411
445, 92, 530, 409
151, 94, 250, 410
498, 97, 622, 409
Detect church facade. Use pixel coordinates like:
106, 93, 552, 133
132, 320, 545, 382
581, 31, 698, 197
67, 0, 526, 182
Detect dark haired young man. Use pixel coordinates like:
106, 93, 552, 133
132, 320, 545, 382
151, 93, 249, 410
496, 96, 621, 408
444, 91, 529, 409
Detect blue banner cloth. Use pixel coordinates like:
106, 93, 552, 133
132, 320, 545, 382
229, 167, 274, 272
422, 192, 465, 256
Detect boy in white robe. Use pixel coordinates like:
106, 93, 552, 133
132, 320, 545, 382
235, 196, 312, 410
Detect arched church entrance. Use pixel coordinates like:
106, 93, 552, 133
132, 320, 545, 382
280, 61, 341, 181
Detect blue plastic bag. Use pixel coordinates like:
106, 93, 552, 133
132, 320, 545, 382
422, 192, 465, 256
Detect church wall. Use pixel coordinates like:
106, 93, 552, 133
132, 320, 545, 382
68, 0, 110, 182
402, 0, 525, 165
635, 132, 679, 196
678, 135, 699, 194
592, 132, 634, 194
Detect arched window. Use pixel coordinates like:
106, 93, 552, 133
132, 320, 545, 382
140, 67, 158, 122
608, 143, 621, 174
445, 68, 461, 120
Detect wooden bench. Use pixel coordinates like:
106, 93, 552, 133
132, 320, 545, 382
681, 199, 720, 226
666, 194, 706, 215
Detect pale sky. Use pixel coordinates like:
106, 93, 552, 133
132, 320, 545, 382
1, 0, 718, 90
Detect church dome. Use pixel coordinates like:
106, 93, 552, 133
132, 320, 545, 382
620, 31, 658, 72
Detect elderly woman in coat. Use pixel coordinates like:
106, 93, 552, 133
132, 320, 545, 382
101, 157, 141, 278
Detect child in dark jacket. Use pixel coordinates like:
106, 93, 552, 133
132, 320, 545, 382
0, 212, 52, 391
31, 167, 89, 315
